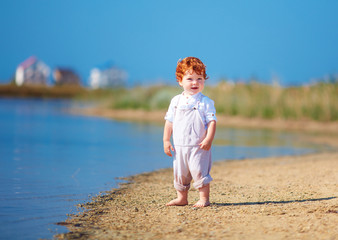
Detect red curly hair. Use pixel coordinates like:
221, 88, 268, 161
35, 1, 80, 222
175, 57, 208, 82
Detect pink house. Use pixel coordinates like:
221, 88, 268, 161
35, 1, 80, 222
15, 56, 50, 86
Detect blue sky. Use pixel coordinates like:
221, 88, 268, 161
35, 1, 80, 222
1, 0, 338, 86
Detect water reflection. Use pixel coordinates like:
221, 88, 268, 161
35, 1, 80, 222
216, 128, 303, 147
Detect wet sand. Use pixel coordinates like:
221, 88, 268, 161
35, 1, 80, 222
56, 108, 338, 240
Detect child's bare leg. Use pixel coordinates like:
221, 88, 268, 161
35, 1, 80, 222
166, 190, 188, 206
193, 184, 210, 207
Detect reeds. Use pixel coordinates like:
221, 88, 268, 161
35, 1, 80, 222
203, 81, 338, 121
1, 80, 337, 122
106, 81, 338, 122
0, 84, 86, 98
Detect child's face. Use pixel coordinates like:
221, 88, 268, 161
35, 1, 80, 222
179, 70, 205, 96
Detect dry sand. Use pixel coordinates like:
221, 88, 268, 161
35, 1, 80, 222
55, 108, 338, 240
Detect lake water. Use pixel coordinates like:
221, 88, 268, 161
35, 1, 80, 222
0, 98, 319, 240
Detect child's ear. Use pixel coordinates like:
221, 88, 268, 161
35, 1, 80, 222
178, 81, 183, 87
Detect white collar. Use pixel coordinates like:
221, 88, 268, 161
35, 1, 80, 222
182, 92, 202, 100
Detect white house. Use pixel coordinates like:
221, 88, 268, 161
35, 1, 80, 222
15, 56, 50, 86
89, 62, 127, 89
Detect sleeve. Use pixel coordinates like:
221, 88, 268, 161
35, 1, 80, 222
203, 97, 217, 123
164, 96, 178, 123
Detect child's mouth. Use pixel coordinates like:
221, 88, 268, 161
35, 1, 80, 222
191, 87, 199, 90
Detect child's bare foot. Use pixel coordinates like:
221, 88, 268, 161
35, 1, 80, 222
193, 199, 210, 207
166, 190, 188, 206
193, 184, 210, 207
166, 198, 188, 206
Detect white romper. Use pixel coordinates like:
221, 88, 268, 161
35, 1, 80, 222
165, 92, 217, 191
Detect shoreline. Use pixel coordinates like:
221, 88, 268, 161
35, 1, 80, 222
69, 107, 338, 134
55, 107, 338, 240
56, 152, 338, 240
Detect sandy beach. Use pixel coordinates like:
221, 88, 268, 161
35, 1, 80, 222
69, 107, 338, 134
56, 108, 338, 240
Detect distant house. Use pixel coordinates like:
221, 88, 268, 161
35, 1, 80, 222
15, 56, 50, 86
89, 62, 127, 89
53, 68, 81, 86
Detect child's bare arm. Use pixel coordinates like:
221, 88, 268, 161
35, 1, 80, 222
163, 120, 174, 157
199, 120, 216, 150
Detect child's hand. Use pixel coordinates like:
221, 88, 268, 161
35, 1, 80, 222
199, 138, 212, 151
200, 120, 216, 151
163, 140, 174, 157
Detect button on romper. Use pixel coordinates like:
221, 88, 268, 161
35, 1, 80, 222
172, 94, 213, 191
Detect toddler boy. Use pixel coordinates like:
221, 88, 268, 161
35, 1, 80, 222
163, 57, 217, 207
